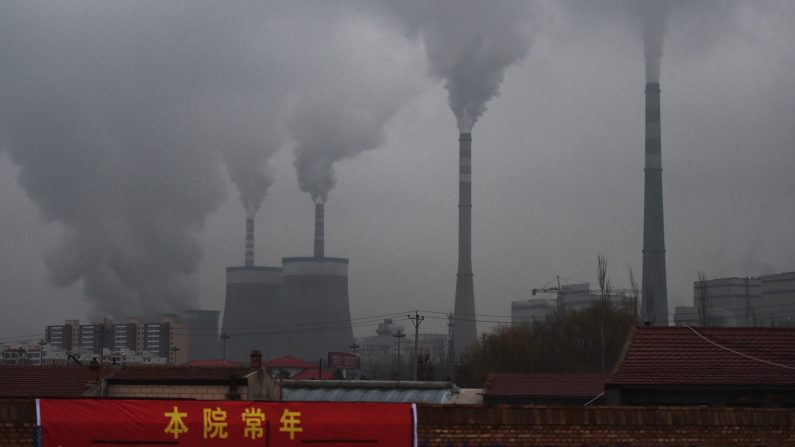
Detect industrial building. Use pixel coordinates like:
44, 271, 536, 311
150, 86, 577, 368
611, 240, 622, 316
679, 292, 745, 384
674, 271, 795, 327
511, 283, 635, 325
221, 201, 354, 363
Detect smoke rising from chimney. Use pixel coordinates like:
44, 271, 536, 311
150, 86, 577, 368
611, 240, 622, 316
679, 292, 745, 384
636, 0, 671, 83
0, 2, 325, 320
288, 13, 422, 203
379, 1, 535, 132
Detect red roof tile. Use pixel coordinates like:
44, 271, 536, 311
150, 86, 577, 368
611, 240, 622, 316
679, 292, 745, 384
0, 366, 108, 398
608, 326, 795, 386
263, 356, 317, 369
483, 372, 607, 399
291, 369, 333, 380
107, 365, 253, 383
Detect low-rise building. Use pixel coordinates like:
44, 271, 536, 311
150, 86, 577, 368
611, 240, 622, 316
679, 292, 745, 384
606, 326, 795, 407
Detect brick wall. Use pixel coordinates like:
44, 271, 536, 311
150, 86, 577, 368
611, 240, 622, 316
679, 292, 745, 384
417, 405, 795, 447
0, 399, 36, 447
4, 399, 794, 447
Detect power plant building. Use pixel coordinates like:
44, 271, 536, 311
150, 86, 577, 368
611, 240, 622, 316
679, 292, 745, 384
280, 256, 353, 361
674, 271, 795, 327
221, 265, 282, 362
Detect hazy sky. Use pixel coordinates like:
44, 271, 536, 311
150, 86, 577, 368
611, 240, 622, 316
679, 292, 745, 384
1, 0, 793, 342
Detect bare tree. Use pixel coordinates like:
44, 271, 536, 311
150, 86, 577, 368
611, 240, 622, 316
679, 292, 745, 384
597, 253, 610, 373
627, 265, 640, 324
695, 271, 711, 326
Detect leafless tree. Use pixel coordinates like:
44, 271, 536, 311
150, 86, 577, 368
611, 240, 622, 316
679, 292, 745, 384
696, 271, 711, 326
627, 265, 640, 324
597, 253, 610, 373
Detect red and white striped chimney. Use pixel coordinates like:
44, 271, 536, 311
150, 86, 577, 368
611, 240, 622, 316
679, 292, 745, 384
314, 200, 324, 258
244, 217, 255, 267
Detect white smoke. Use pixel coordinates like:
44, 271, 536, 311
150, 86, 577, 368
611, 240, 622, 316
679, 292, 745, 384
288, 12, 424, 203
379, 0, 535, 132
0, 2, 298, 319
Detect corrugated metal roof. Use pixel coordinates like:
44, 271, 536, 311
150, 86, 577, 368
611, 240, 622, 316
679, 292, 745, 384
281, 380, 455, 404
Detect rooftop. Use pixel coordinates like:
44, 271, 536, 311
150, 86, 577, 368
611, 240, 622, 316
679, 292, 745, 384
0, 366, 108, 397
483, 372, 607, 399
263, 356, 317, 370
107, 365, 254, 384
608, 326, 795, 387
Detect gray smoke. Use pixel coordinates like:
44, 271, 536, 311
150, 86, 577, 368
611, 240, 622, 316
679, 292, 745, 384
289, 12, 422, 203
0, 2, 294, 319
636, 0, 672, 83
216, 103, 284, 219
379, 0, 535, 132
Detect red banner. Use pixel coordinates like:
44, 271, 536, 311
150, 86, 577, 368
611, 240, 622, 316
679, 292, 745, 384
37, 399, 416, 446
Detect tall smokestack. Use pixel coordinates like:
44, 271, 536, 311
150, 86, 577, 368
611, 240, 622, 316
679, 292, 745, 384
314, 200, 324, 258
453, 132, 476, 354
244, 217, 255, 267
641, 82, 668, 325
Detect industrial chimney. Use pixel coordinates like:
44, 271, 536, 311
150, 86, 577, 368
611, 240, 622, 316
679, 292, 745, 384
453, 132, 477, 354
314, 200, 324, 258
244, 217, 255, 267
641, 82, 668, 325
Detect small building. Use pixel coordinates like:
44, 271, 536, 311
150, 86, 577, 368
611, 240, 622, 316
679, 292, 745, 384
482, 372, 607, 405
92, 351, 279, 400
264, 356, 321, 379
606, 326, 795, 407
280, 380, 463, 404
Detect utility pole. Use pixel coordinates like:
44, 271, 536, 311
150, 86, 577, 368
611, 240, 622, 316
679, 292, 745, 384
220, 332, 230, 360
393, 329, 405, 380
349, 342, 360, 356
170, 346, 180, 365
407, 311, 424, 381
38, 339, 46, 367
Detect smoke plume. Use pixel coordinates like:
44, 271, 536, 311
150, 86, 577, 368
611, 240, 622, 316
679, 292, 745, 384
636, 0, 672, 83
288, 12, 422, 203
0, 2, 291, 319
380, 0, 535, 132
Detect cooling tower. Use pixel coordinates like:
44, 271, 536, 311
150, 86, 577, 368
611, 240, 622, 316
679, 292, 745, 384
184, 309, 220, 361
280, 256, 352, 361
221, 266, 282, 362
640, 82, 669, 325
453, 132, 477, 354
221, 215, 283, 361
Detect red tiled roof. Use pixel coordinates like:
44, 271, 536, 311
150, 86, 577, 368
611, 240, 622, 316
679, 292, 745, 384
0, 366, 108, 397
483, 372, 607, 399
291, 368, 333, 380
608, 326, 795, 386
107, 365, 253, 383
264, 356, 317, 369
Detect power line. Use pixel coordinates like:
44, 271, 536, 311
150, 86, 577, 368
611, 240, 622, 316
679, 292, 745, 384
686, 326, 795, 371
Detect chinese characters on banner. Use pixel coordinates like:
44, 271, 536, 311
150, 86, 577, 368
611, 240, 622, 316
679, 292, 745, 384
37, 399, 416, 446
